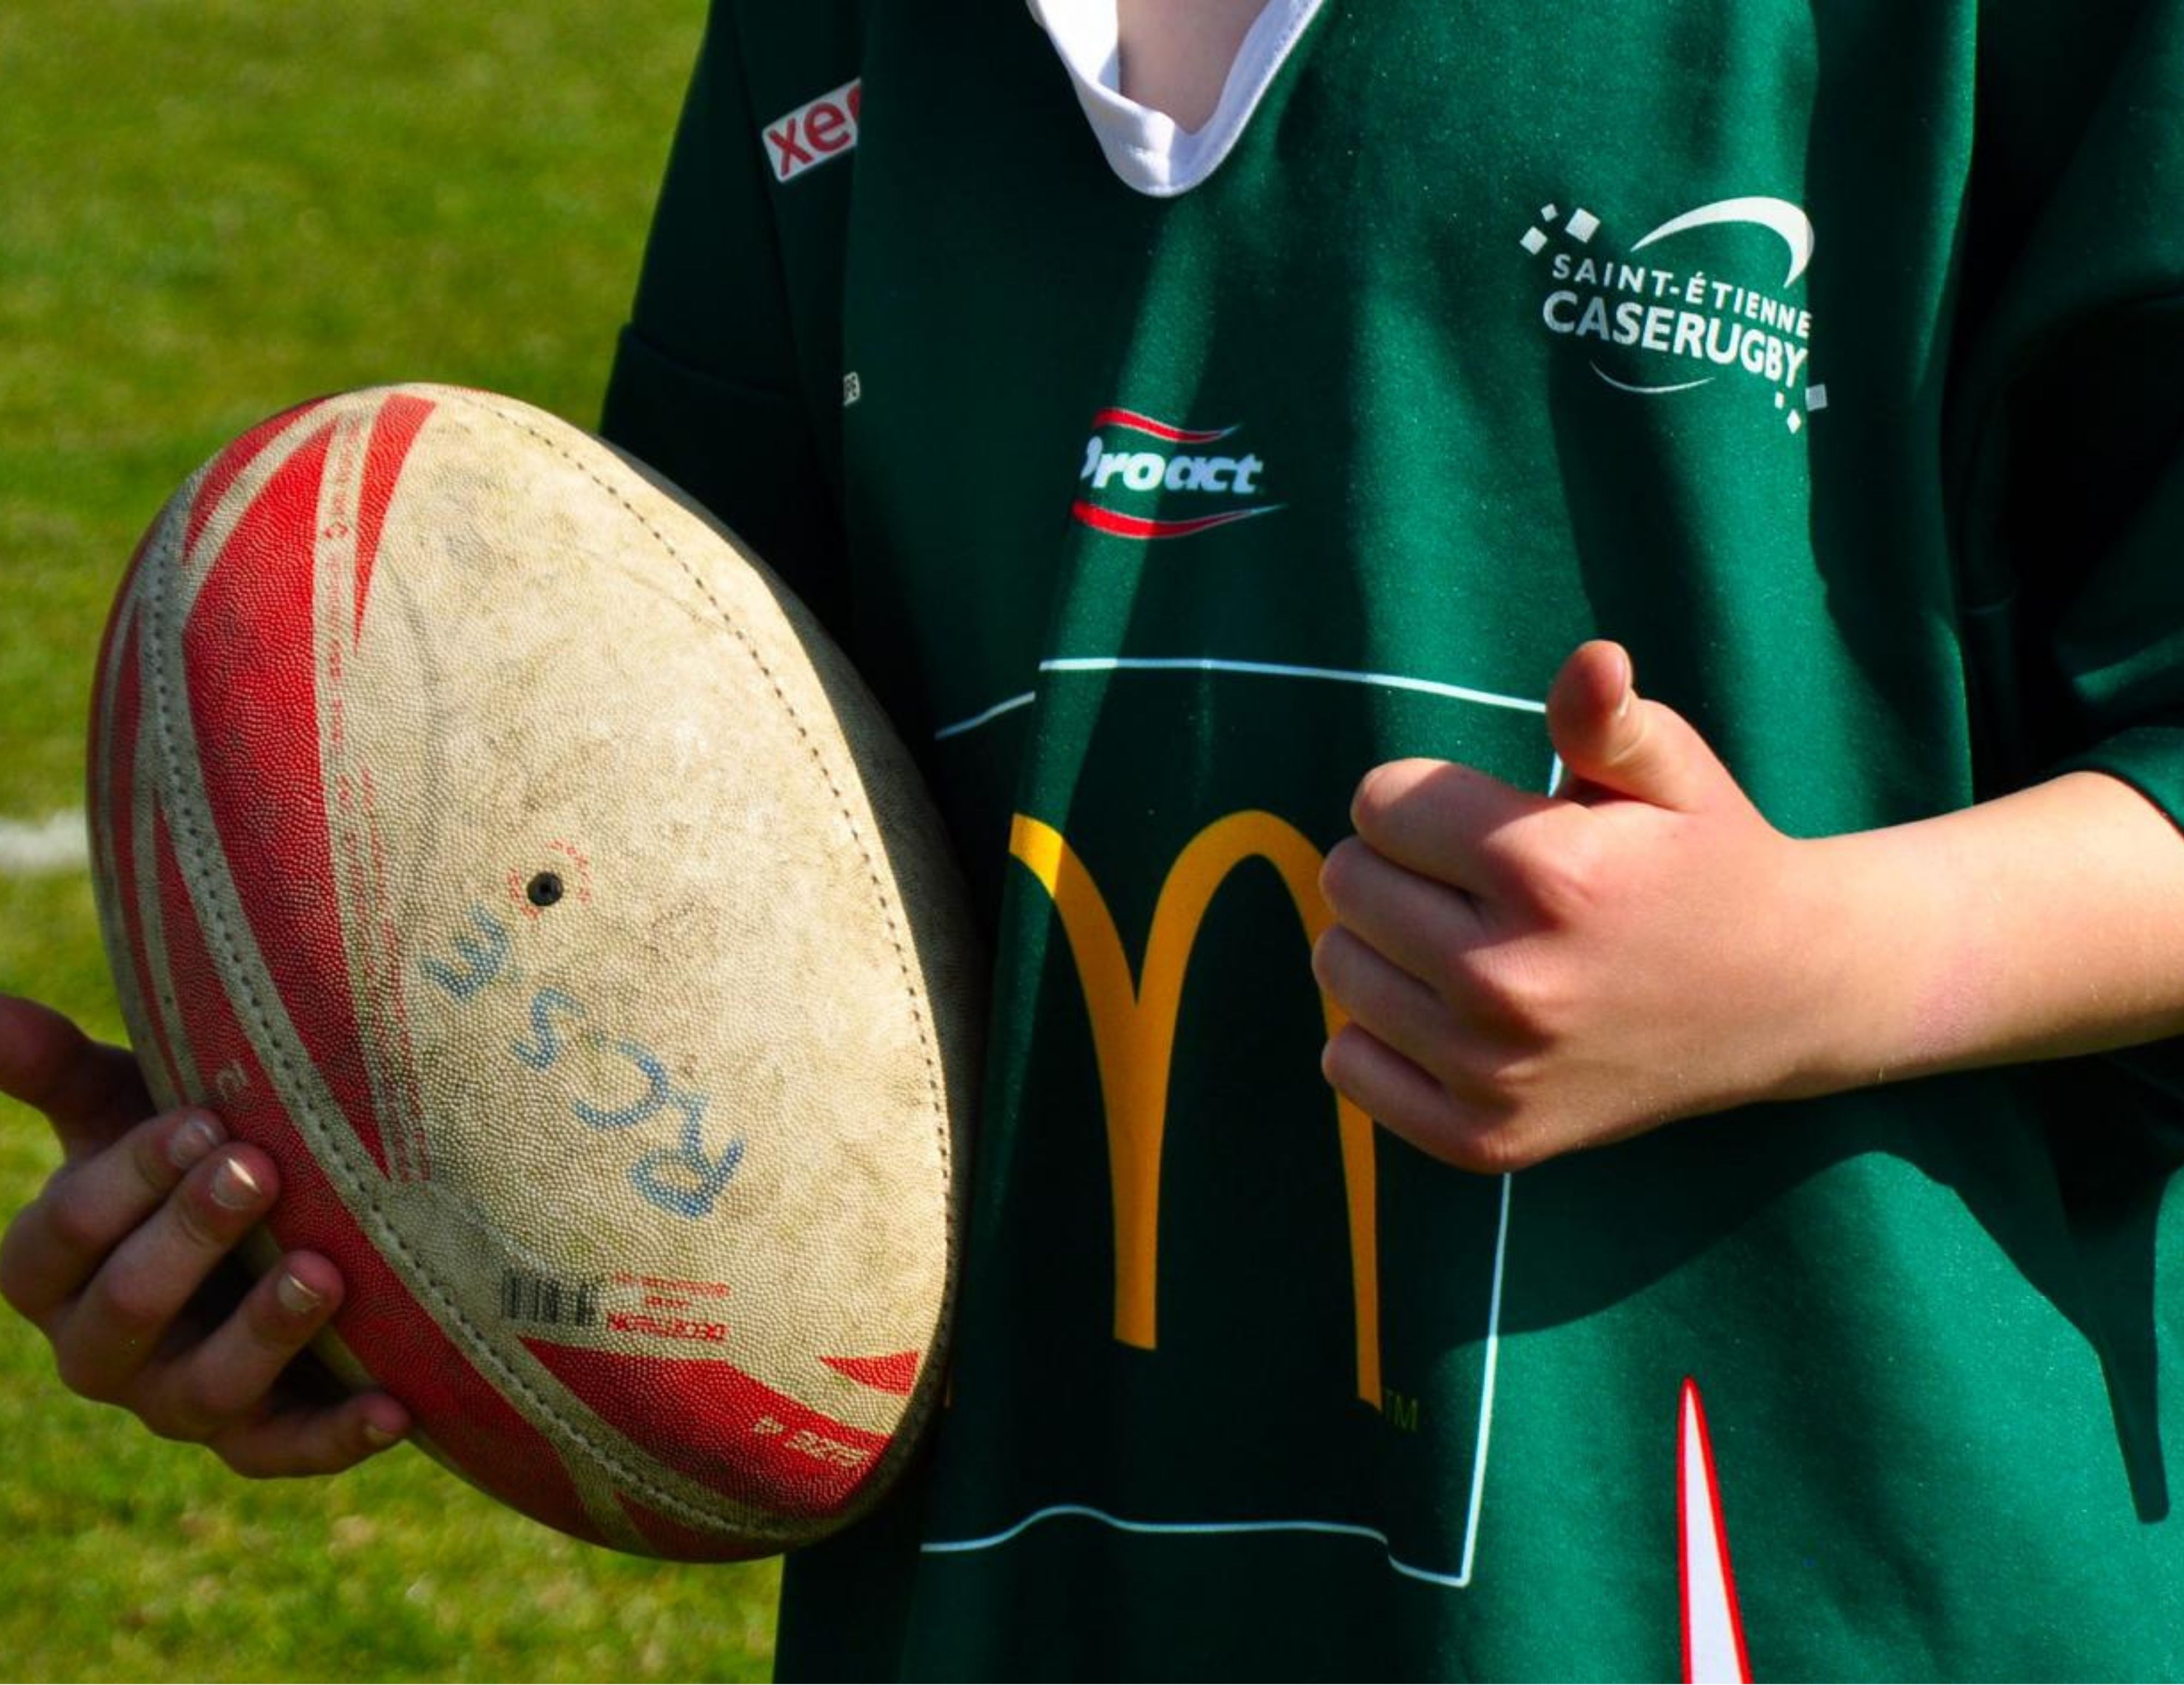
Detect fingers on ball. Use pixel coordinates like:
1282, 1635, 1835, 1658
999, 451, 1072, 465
47, 1143, 280, 1402
212, 1392, 410, 1481
151, 1254, 343, 1440
2, 1109, 227, 1322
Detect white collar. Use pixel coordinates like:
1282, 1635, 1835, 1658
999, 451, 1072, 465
1025, 0, 1326, 197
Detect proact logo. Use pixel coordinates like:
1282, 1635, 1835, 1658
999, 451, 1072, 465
1073, 408, 1282, 539
1522, 196, 1829, 434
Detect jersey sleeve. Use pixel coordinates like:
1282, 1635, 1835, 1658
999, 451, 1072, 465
598, 1, 856, 630
1949, 0, 2184, 823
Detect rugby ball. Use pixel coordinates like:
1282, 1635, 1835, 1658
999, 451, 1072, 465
85, 384, 978, 1558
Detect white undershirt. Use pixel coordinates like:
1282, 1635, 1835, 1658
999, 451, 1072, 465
1024, 0, 1326, 197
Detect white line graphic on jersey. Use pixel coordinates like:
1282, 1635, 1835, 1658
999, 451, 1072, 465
1679, 1378, 1754, 1684
923, 1493, 1475, 1589
921, 1173, 1515, 1590
1590, 367, 1715, 398
924, 654, 1554, 1588
1522, 197, 1829, 434
934, 656, 1546, 743
933, 691, 1036, 741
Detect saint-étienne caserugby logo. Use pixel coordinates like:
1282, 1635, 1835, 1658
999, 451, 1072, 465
1522, 196, 1827, 436
1073, 407, 1283, 539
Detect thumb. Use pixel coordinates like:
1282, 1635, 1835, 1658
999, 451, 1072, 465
1545, 641, 1726, 812
0, 995, 155, 1160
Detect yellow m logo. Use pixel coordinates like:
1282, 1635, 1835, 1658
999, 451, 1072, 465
1009, 810, 1382, 1407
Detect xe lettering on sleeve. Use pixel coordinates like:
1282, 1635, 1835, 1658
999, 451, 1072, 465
763, 78, 863, 183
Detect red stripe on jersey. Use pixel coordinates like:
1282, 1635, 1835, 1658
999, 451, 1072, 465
524, 1340, 893, 1520
352, 393, 436, 643
1677, 1378, 1753, 1685
181, 421, 390, 1177
1071, 500, 1280, 540
1089, 408, 1236, 444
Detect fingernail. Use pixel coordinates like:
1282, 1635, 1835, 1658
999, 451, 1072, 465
168, 1113, 222, 1172
276, 1272, 324, 1316
362, 1422, 401, 1451
1612, 648, 1635, 719
210, 1155, 264, 1211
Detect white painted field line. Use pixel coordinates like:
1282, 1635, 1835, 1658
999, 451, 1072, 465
0, 810, 90, 876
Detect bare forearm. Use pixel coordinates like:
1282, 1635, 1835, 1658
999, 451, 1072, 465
1809, 770, 2184, 1090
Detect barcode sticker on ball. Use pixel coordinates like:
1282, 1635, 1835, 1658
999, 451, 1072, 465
502, 1271, 601, 1328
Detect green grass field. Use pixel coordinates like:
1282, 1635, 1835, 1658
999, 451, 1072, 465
0, 3, 785, 1676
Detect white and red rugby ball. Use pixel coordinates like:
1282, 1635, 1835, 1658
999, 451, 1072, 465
86, 383, 979, 1558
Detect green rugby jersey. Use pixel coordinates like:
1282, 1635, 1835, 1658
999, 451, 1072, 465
601, 1, 2184, 1676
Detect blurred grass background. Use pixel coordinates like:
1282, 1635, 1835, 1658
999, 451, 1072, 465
0, 1, 786, 1676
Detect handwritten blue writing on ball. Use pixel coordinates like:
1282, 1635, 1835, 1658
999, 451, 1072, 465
420, 905, 746, 1218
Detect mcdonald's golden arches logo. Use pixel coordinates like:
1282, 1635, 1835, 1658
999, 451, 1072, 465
1008, 809, 1383, 1407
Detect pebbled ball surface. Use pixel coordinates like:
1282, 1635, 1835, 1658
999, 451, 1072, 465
86, 384, 979, 1558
